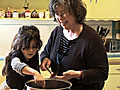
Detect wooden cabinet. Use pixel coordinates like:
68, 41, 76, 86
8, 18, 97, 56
94, 0, 120, 19
83, 0, 120, 20
105, 65, 120, 90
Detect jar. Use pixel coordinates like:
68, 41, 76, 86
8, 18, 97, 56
31, 10, 39, 18
19, 12, 25, 18
25, 10, 31, 18
0, 10, 4, 18
5, 7, 12, 18
13, 10, 18, 18
39, 12, 44, 18
45, 10, 50, 18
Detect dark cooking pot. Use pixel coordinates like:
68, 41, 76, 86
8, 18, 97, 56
25, 78, 72, 90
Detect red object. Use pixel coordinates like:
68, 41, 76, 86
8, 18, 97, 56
50, 72, 57, 78
5, 7, 12, 18
20, 12, 25, 18
80, 71, 84, 78
5, 11, 12, 18
25, 10, 30, 13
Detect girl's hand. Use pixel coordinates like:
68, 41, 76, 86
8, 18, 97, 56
54, 70, 82, 80
40, 58, 51, 71
33, 70, 45, 88
21, 66, 45, 88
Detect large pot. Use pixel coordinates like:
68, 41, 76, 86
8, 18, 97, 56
25, 78, 72, 90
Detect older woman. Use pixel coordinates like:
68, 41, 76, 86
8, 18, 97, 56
40, 0, 109, 90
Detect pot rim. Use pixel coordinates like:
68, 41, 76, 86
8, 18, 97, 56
25, 78, 72, 90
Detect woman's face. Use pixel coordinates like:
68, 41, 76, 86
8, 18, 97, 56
21, 39, 38, 60
55, 5, 77, 30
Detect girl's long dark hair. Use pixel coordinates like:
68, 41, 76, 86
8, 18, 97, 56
2, 25, 42, 76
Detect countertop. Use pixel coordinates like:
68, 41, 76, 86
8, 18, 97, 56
107, 52, 120, 65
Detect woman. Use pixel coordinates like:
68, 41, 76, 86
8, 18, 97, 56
0, 25, 45, 90
40, 0, 109, 90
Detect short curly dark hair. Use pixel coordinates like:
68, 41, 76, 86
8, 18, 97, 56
49, 0, 87, 24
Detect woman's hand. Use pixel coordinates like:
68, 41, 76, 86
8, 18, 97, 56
33, 70, 45, 88
40, 58, 51, 71
54, 70, 82, 80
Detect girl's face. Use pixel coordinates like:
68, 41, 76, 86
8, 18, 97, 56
55, 5, 77, 30
21, 39, 38, 61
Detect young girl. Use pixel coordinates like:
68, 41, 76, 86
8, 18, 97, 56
0, 25, 45, 90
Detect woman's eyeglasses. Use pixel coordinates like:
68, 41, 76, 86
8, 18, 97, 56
55, 12, 69, 18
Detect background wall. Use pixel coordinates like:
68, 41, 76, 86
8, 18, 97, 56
0, 20, 112, 56
0, 0, 50, 12
0, 19, 58, 56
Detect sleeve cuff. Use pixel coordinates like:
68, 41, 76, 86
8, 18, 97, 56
80, 71, 84, 78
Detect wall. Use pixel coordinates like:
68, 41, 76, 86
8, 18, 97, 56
0, 19, 58, 56
0, 0, 50, 12
0, 20, 112, 56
